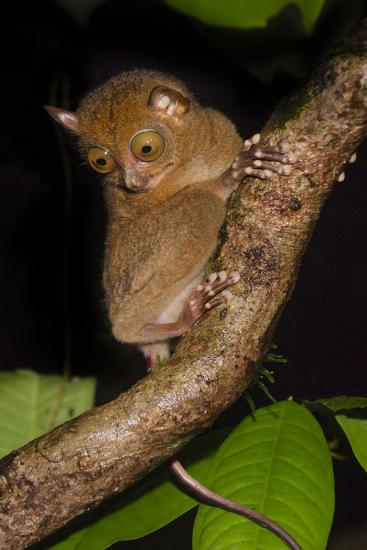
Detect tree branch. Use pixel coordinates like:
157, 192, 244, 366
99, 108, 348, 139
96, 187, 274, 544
1, 20, 367, 549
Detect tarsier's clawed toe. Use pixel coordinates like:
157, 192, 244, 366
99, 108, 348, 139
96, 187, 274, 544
204, 289, 233, 310
232, 134, 297, 181
188, 271, 240, 321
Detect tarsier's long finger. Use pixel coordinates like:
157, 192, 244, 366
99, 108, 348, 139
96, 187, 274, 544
194, 272, 218, 294
242, 136, 293, 155
233, 158, 293, 176
190, 277, 216, 304
205, 271, 240, 297
197, 271, 238, 298
242, 133, 261, 151
233, 166, 273, 180
252, 148, 297, 164
204, 290, 233, 310
235, 145, 297, 166
190, 271, 239, 306
253, 161, 293, 175
206, 272, 218, 284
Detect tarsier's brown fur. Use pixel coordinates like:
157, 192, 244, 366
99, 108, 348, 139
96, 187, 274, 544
47, 70, 297, 361
86, 73, 242, 344
46, 70, 301, 549
72, 71, 242, 359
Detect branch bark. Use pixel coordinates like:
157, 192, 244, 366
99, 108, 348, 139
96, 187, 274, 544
1, 20, 367, 549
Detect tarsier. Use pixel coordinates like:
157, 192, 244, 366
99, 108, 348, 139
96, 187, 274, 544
46, 70, 302, 549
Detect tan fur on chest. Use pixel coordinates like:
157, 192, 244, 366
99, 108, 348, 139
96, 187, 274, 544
104, 184, 226, 342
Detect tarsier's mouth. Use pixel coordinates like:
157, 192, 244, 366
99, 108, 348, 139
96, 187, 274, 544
117, 181, 134, 193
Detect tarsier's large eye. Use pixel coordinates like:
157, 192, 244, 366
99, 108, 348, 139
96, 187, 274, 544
130, 130, 166, 162
88, 147, 118, 173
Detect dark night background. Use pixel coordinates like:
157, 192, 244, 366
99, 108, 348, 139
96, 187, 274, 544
1, 0, 367, 548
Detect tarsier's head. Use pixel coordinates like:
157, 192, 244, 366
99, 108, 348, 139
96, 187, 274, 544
46, 71, 205, 194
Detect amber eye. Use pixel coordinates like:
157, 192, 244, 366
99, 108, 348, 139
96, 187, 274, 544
88, 147, 118, 173
130, 130, 166, 162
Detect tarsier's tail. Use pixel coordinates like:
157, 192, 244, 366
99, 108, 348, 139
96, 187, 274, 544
170, 459, 303, 550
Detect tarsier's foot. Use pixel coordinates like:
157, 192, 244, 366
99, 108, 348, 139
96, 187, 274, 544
137, 272, 240, 346
140, 342, 171, 370
180, 271, 240, 329
232, 134, 297, 181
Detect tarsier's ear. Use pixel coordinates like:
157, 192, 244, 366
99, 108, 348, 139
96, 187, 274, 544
148, 86, 191, 120
44, 106, 80, 134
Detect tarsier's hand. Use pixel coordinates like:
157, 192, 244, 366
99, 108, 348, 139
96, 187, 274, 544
232, 134, 297, 181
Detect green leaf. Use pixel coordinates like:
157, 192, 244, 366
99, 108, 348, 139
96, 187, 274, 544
50, 430, 228, 550
306, 396, 367, 471
316, 396, 367, 413
335, 416, 367, 472
164, 0, 325, 33
193, 400, 334, 550
0, 369, 96, 457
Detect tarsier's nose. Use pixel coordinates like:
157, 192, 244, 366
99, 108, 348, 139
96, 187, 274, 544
124, 169, 143, 191
123, 169, 154, 193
